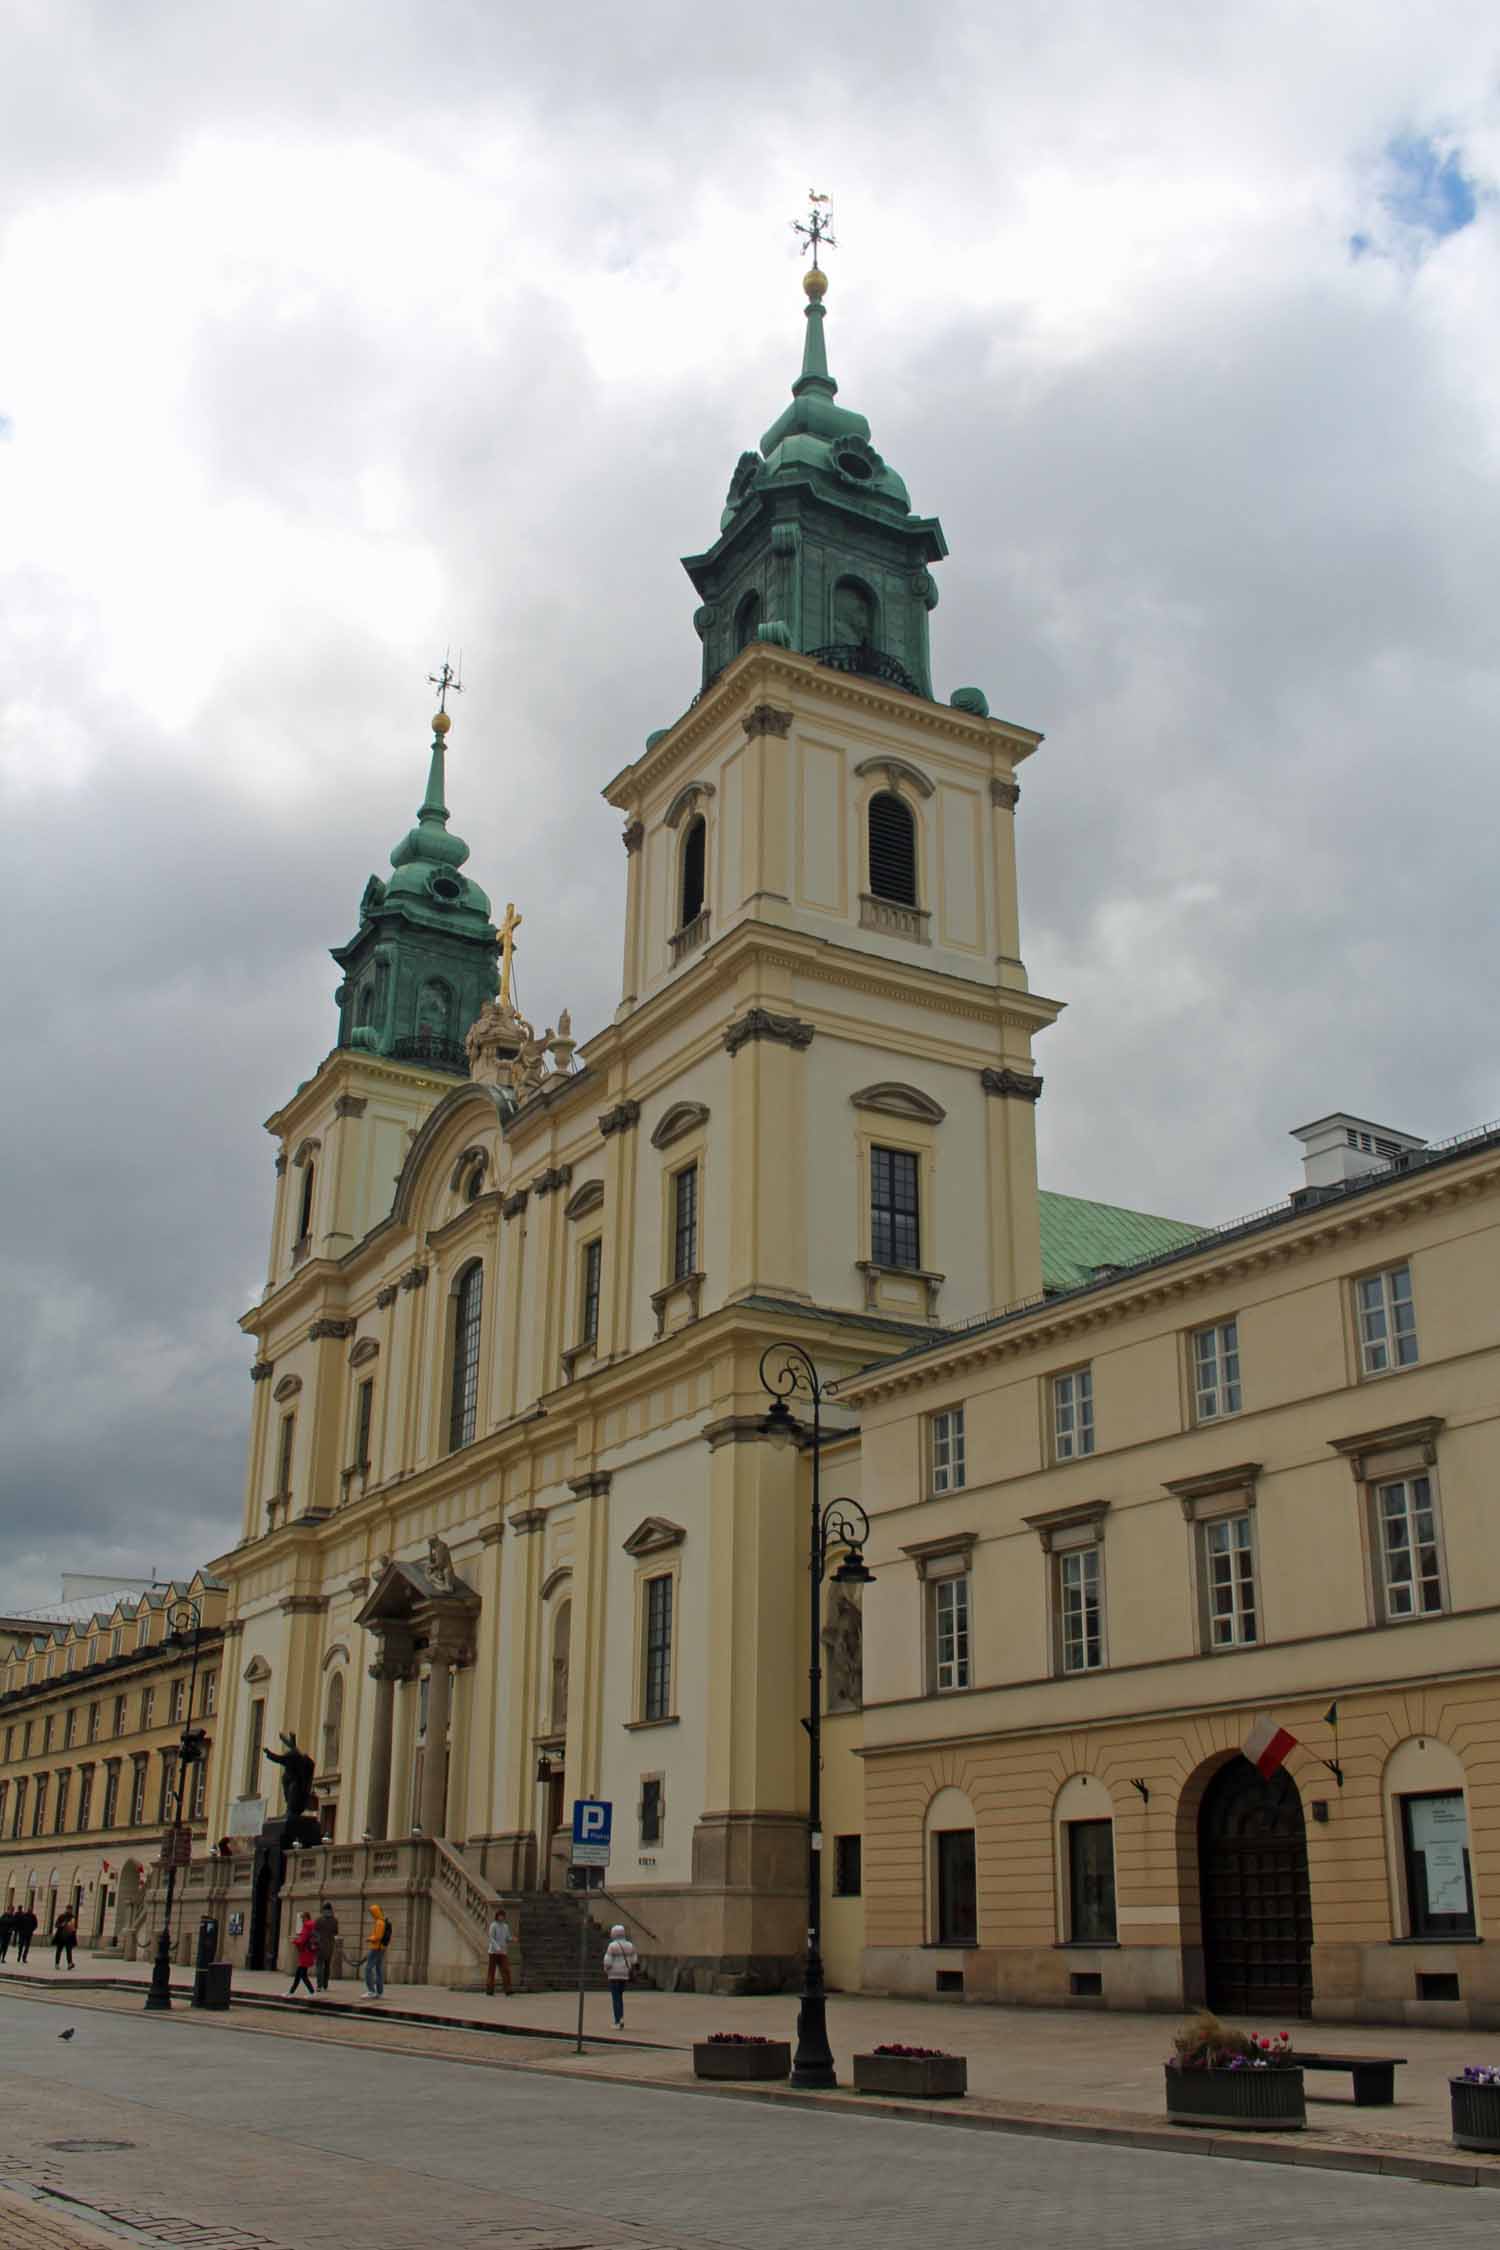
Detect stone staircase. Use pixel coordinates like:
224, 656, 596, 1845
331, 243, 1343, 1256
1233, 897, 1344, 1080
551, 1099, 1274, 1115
511, 1890, 612, 1992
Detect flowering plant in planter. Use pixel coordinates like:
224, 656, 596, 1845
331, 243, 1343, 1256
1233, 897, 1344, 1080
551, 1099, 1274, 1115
1169, 2013, 1297, 2071
693, 2030, 791, 2081
706, 2033, 774, 2045
1459, 2065, 1500, 2084
873, 2043, 955, 2060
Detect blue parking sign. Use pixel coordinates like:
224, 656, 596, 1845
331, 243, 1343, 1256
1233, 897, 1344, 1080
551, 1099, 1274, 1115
571, 1798, 612, 1865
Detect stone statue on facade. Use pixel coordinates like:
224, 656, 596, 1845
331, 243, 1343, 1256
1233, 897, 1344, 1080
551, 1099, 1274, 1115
426, 1533, 455, 1591
263, 1732, 317, 1842
822, 1586, 864, 1713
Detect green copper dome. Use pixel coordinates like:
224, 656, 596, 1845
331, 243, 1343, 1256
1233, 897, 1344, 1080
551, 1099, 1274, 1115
683, 275, 946, 697
330, 710, 498, 1075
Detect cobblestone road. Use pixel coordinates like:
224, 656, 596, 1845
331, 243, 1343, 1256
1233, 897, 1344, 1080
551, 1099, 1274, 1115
1, 1991, 1496, 2250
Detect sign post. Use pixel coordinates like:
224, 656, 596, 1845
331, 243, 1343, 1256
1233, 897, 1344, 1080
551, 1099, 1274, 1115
571, 1800, 611, 2052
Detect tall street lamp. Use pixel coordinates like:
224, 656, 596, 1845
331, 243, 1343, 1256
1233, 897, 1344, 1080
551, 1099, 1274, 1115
144, 1597, 210, 2012
760, 1341, 874, 2090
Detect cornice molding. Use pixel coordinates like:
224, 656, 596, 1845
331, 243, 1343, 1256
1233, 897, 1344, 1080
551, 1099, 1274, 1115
1329, 1415, 1445, 1481
599, 1099, 642, 1138
509, 1508, 547, 1535
1023, 1499, 1110, 1552
741, 703, 794, 739
278, 1594, 330, 1616
334, 1094, 368, 1119
1166, 1462, 1263, 1519
702, 1413, 777, 1451
426, 1190, 503, 1250
981, 1066, 1043, 1104
723, 1007, 815, 1058
501, 1189, 529, 1220
530, 1165, 574, 1199
308, 1318, 355, 1342
567, 1470, 613, 1500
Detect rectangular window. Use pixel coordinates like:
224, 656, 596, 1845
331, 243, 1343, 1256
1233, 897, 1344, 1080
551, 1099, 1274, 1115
42, 1715, 54, 1752
1052, 1367, 1095, 1460
31, 1776, 49, 1836
201, 1671, 217, 1717
22, 1720, 33, 1758
112, 1697, 127, 1737
1377, 1475, 1444, 1620
63, 1708, 77, 1750
0, 1783, 8, 1833
833, 1834, 863, 1898
642, 1575, 673, 1722
10, 1780, 25, 1839
244, 1697, 266, 1796
931, 1573, 971, 1693
580, 1238, 602, 1346
76, 1766, 93, 1831
1058, 1546, 1104, 1673
1067, 1820, 1118, 1943
934, 1828, 977, 1946
276, 1412, 296, 1498
170, 1678, 187, 1724
1358, 1263, 1418, 1376
870, 1146, 920, 1270
929, 1407, 966, 1495
2, 1726, 11, 1761
53, 1772, 70, 1834
191, 1758, 208, 1822
640, 1775, 662, 1845
1401, 1791, 1475, 1939
140, 1687, 155, 1730
158, 1753, 177, 1825
354, 1378, 375, 1472
130, 1759, 148, 1826
1203, 1514, 1258, 1648
87, 1702, 101, 1745
101, 1764, 120, 1827
1192, 1319, 1242, 1421
672, 1165, 698, 1282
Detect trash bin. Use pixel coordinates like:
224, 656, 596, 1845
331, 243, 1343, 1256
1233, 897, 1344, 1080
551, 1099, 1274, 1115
192, 1962, 232, 2010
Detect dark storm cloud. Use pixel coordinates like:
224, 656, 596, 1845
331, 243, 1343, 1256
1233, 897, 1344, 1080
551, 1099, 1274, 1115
3, 0, 1499, 1602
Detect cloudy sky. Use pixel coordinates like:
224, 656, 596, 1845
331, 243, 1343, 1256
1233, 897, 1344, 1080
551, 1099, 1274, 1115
3, 2, 1497, 1603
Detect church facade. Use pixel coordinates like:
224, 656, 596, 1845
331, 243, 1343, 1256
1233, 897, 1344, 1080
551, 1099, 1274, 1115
203, 265, 1062, 1988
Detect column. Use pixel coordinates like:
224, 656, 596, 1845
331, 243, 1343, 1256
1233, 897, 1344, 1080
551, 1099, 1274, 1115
419, 1653, 452, 1839
365, 1661, 399, 1841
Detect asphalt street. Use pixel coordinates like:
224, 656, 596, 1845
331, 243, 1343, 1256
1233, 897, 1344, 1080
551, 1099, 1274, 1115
0, 1991, 1493, 2250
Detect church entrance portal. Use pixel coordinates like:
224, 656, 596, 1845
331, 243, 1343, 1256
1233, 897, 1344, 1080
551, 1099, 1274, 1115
248, 1845, 283, 1972
1198, 1760, 1313, 2018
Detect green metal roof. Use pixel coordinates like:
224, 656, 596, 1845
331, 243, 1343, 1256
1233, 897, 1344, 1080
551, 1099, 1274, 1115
1039, 1189, 1205, 1293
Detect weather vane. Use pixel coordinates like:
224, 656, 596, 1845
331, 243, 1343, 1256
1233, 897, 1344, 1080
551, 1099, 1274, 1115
792, 192, 837, 271
427, 652, 463, 715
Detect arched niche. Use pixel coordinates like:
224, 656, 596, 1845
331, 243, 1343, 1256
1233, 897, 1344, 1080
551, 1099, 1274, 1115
1053, 1773, 1118, 1945
1382, 1736, 1477, 1940
923, 1783, 978, 1947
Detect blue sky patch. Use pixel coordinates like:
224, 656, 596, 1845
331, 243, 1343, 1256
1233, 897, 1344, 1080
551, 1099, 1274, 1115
1381, 135, 1477, 238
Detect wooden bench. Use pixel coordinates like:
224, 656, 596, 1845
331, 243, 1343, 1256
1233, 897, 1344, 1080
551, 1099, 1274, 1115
1298, 2052, 1406, 2106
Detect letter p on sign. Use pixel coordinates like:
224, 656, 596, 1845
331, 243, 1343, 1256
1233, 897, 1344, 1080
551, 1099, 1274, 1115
571, 1798, 612, 1865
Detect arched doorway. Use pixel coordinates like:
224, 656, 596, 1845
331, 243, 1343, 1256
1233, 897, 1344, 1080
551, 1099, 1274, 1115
113, 1860, 143, 1945
1198, 1760, 1313, 2018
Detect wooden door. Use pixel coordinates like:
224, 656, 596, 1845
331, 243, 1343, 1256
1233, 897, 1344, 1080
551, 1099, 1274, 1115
1199, 1761, 1313, 2018
935, 1828, 977, 1946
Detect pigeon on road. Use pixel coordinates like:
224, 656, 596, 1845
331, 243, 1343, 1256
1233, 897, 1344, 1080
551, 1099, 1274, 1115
58, 2028, 75, 2040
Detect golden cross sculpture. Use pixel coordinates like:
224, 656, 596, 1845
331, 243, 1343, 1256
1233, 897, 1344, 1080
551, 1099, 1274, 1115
497, 900, 522, 1008
792, 192, 836, 269
427, 654, 463, 713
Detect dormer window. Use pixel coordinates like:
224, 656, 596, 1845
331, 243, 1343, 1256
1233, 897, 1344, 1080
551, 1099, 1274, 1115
680, 816, 706, 929
868, 792, 917, 907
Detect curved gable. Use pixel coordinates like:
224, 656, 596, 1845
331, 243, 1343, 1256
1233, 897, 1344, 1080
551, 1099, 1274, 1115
390, 1081, 514, 1232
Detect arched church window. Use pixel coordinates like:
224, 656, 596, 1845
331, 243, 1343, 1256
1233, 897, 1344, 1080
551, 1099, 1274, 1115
550, 1601, 572, 1733
833, 577, 875, 648
321, 1670, 344, 1774
679, 815, 706, 929
417, 980, 453, 1042
296, 1162, 316, 1245
868, 791, 917, 907
734, 590, 761, 652
355, 981, 375, 1029
448, 1260, 483, 1453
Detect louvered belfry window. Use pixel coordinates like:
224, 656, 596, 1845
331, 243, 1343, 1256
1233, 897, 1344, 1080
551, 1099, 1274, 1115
868, 792, 917, 906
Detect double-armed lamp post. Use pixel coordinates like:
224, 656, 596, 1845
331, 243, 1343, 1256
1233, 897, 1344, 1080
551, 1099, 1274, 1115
145, 1597, 210, 2012
759, 1341, 874, 2090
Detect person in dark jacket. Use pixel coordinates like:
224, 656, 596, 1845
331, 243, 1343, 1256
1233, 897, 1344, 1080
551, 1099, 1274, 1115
312, 1901, 339, 1991
14, 1907, 37, 1963
0, 1909, 15, 1962
52, 1909, 77, 1970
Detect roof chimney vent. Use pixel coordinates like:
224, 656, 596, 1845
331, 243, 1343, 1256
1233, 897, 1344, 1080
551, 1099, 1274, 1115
1289, 1113, 1426, 1193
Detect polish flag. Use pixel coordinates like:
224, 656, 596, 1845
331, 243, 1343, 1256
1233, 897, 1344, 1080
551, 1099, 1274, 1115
1243, 1715, 1297, 1779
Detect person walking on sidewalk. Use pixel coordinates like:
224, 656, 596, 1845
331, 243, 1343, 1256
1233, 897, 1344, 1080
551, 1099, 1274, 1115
287, 1912, 318, 1998
312, 1900, 339, 1991
0, 1908, 15, 1963
51, 1909, 77, 1970
485, 1910, 512, 1996
14, 1906, 37, 1964
602, 1924, 638, 2028
361, 1902, 390, 1998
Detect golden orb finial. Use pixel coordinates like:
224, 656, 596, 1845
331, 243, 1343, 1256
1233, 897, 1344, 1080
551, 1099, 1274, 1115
432, 709, 452, 736
803, 265, 829, 301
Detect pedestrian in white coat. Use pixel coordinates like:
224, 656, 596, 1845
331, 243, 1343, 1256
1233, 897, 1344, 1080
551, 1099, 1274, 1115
602, 1924, 638, 2027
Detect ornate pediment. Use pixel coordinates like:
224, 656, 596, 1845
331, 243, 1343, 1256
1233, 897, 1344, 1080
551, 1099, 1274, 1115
649, 1102, 710, 1150
850, 1082, 946, 1124
622, 1516, 686, 1558
853, 753, 934, 800
354, 1542, 479, 1627
348, 1336, 379, 1368
272, 1373, 302, 1402
663, 780, 716, 830
564, 1179, 605, 1221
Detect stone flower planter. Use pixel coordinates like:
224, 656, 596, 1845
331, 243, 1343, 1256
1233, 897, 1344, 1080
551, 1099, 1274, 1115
693, 2039, 791, 2082
1451, 2077, 1500, 2152
854, 2051, 968, 2099
1164, 2065, 1305, 2131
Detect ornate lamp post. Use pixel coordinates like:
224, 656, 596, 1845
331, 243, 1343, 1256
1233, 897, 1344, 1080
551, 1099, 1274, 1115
760, 1341, 874, 2090
144, 1597, 209, 2012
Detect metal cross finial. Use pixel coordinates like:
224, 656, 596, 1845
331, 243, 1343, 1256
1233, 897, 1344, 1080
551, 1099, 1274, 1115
427, 653, 463, 713
496, 900, 523, 1008
792, 193, 837, 270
